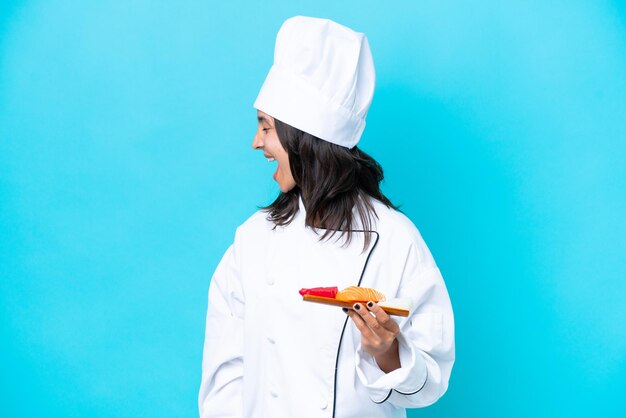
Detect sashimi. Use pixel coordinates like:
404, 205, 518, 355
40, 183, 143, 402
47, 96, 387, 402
299, 286, 338, 298
299, 285, 409, 317
335, 286, 386, 303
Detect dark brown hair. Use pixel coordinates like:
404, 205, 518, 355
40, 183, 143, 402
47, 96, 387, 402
262, 118, 397, 251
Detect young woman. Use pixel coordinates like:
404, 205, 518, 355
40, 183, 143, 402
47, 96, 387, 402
199, 16, 454, 418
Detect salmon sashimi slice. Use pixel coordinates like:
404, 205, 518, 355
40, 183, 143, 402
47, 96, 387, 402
335, 286, 386, 303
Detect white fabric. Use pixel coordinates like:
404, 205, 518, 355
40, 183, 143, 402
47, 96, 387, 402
199, 198, 455, 417
253, 16, 376, 149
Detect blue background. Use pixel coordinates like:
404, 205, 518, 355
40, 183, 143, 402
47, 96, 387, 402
1, 1, 625, 417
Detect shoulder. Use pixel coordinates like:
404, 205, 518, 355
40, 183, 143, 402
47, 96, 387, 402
232, 208, 298, 246
370, 199, 437, 267
370, 199, 420, 241
235, 209, 274, 236
223, 209, 275, 252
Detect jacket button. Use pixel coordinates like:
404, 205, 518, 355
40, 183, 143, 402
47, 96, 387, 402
266, 276, 275, 285
320, 399, 328, 410
270, 390, 279, 398
267, 335, 276, 344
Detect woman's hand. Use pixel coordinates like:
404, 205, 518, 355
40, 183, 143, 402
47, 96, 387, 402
345, 302, 401, 373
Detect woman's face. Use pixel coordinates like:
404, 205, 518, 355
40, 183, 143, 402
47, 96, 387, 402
252, 110, 297, 193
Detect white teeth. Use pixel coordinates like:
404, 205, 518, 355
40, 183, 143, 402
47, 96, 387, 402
266, 157, 275, 162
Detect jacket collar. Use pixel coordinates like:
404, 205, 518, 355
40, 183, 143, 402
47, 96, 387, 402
298, 194, 306, 214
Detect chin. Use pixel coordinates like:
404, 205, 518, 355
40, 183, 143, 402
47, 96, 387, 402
278, 183, 297, 193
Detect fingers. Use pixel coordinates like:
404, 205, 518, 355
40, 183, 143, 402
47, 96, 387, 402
345, 307, 374, 339
346, 302, 400, 358
347, 302, 399, 337
354, 302, 384, 333
365, 302, 400, 334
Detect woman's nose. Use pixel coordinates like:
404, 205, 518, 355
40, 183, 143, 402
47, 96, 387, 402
252, 133, 263, 150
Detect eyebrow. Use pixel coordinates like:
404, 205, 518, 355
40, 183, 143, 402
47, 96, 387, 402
257, 116, 272, 124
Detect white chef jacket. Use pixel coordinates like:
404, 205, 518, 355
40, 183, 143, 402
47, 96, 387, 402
199, 197, 454, 418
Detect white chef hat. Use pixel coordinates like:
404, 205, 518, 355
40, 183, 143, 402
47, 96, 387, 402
253, 16, 375, 149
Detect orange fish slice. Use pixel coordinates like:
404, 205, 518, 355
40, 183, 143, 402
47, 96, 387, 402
335, 286, 386, 303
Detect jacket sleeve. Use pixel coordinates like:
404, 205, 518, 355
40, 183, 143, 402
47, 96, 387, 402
198, 228, 245, 418
354, 241, 455, 408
